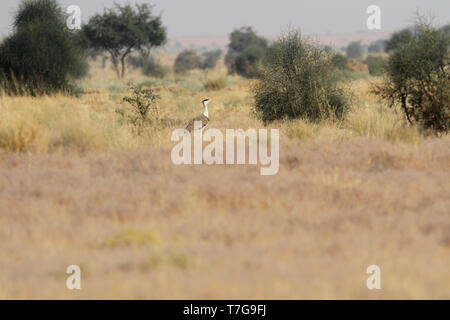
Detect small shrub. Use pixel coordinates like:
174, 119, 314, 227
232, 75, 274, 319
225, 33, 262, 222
122, 86, 160, 135
346, 41, 364, 59
203, 77, 227, 91
200, 49, 222, 70
364, 55, 386, 76
174, 50, 202, 73
331, 53, 348, 70
253, 31, 349, 123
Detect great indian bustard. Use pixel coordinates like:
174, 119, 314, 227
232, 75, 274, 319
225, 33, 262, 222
185, 98, 210, 132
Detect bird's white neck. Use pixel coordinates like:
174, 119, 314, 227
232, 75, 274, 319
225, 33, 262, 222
203, 101, 209, 118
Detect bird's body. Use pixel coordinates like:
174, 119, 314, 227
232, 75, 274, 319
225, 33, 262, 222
185, 99, 210, 132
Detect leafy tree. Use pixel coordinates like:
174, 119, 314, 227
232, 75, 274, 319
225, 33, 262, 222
174, 50, 202, 73
0, 0, 88, 95
82, 3, 166, 78
225, 27, 268, 78
373, 21, 450, 134
253, 31, 349, 123
385, 28, 413, 52
346, 41, 363, 58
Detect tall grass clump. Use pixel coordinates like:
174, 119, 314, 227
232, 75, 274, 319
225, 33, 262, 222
345, 106, 423, 143
203, 77, 227, 91
253, 31, 349, 123
0, 117, 48, 152
0, 96, 140, 153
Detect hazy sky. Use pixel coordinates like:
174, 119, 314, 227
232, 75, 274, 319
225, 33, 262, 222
1, 0, 449, 38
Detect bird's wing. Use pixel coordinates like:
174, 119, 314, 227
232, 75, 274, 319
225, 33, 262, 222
185, 115, 209, 132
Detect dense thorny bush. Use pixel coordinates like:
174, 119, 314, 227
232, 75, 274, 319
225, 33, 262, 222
253, 31, 349, 123
373, 20, 450, 134
0, 0, 87, 95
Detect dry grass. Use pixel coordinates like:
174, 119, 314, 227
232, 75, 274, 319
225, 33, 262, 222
0, 57, 449, 299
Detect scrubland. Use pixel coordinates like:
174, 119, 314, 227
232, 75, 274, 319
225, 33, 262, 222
0, 57, 449, 299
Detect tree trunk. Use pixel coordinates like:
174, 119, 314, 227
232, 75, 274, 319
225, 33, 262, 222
120, 49, 132, 78
401, 93, 413, 125
120, 56, 126, 78
109, 53, 120, 78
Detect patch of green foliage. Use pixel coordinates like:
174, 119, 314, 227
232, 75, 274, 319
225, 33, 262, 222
0, 0, 88, 95
225, 27, 268, 78
121, 85, 161, 135
373, 20, 450, 134
253, 31, 349, 123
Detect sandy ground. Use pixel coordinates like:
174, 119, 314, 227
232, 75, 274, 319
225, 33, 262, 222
0, 137, 449, 299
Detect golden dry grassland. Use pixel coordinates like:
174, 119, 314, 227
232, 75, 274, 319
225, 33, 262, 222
0, 57, 449, 299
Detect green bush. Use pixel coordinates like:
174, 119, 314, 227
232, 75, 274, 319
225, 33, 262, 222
0, 0, 88, 95
200, 49, 222, 70
346, 41, 363, 59
385, 28, 413, 52
225, 27, 268, 78
331, 53, 348, 70
364, 55, 386, 76
253, 31, 349, 123
373, 21, 450, 134
368, 39, 386, 53
127, 54, 167, 78
122, 86, 160, 135
174, 50, 202, 73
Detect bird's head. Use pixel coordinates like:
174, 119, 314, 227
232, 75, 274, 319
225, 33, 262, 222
202, 98, 210, 105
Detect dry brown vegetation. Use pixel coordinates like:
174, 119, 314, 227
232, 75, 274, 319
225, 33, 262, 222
0, 57, 449, 299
